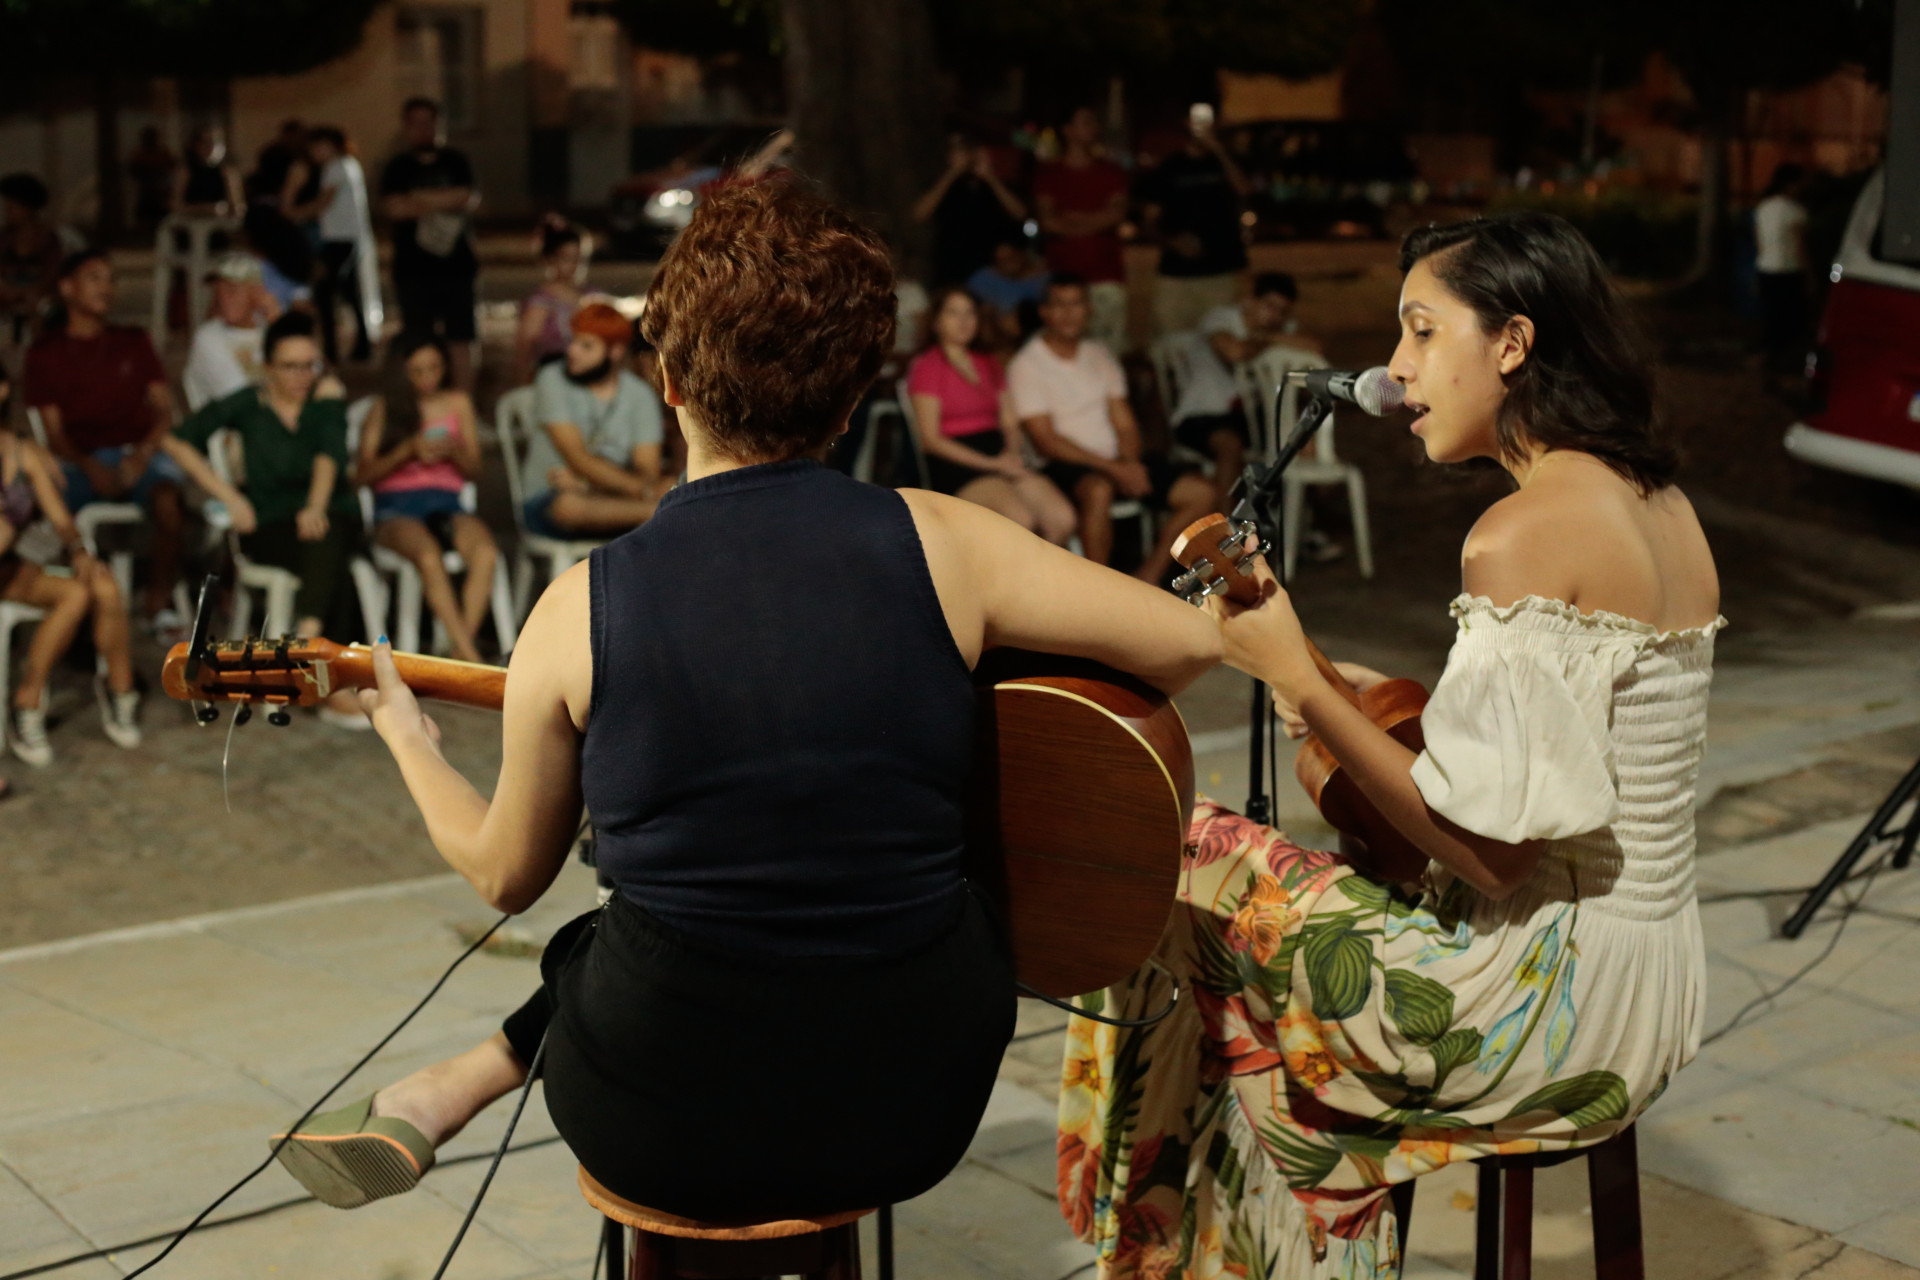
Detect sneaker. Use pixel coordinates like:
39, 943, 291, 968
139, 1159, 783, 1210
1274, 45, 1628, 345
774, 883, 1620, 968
1302, 529, 1345, 564
148, 607, 189, 643
102, 688, 142, 750
9, 706, 52, 768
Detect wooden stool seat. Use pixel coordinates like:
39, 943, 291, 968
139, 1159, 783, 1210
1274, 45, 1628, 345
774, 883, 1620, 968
578, 1166, 882, 1279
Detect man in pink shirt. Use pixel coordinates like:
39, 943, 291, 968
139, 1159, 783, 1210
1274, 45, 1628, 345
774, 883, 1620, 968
1009, 276, 1213, 584
1034, 108, 1131, 352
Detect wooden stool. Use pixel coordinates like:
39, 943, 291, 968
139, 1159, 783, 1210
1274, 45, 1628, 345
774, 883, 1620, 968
1392, 1125, 1644, 1280
578, 1166, 893, 1279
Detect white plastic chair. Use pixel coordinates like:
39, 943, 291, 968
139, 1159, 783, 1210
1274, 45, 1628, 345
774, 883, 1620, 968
497, 386, 605, 621
1243, 346, 1374, 580
0, 600, 46, 754
25, 407, 141, 607
348, 397, 518, 656
201, 426, 386, 639
1145, 334, 1218, 475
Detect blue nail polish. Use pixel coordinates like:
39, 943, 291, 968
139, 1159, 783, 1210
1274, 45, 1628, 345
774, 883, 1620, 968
377, 634, 388, 645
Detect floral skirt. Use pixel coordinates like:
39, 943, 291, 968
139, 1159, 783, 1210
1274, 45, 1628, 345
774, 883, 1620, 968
1057, 800, 1667, 1280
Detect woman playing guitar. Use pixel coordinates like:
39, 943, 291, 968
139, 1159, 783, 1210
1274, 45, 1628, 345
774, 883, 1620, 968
267, 180, 1221, 1220
1061, 213, 1723, 1278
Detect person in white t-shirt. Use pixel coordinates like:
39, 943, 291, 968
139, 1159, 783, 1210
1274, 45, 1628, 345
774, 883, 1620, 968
308, 126, 380, 364
1753, 163, 1811, 375
182, 254, 278, 411
1009, 274, 1215, 583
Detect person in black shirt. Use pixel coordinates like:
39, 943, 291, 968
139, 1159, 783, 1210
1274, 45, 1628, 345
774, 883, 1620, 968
912, 131, 1028, 287
1141, 109, 1251, 337
380, 97, 480, 388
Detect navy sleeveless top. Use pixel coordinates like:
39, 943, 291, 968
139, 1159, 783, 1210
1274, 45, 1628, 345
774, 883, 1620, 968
581, 459, 975, 959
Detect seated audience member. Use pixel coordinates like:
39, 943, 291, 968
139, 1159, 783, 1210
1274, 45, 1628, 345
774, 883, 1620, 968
23, 250, 187, 625
183, 253, 279, 411
907, 287, 1074, 546
356, 336, 499, 663
912, 131, 1027, 287
1009, 275, 1214, 583
515, 219, 586, 384
1169, 271, 1321, 509
164, 312, 365, 723
0, 358, 141, 765
521, 302, 665, 538
966, 235, 1050, 351
1, 173, 64, 348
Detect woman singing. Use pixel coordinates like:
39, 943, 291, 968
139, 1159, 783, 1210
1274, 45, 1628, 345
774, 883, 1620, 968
266, 180, 1221, 1220
1060, 212, 1722, 1278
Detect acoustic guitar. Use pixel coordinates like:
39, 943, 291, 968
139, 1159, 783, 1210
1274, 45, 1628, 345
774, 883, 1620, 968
1171, 511, 1431, 885
161, 634, 1192, 999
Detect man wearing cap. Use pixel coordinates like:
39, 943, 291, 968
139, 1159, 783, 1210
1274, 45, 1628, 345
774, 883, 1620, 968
182, 253, 280, 411
23, 249, 186, 624
521, 301, 665, 538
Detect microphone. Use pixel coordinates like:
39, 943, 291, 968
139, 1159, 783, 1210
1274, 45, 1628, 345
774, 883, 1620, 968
1285, 366, 1405, 416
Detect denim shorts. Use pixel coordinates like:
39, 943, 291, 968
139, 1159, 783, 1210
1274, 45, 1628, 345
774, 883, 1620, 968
60, 447, 186, 508
372, 487, 464, 524
523, 492, 564, 539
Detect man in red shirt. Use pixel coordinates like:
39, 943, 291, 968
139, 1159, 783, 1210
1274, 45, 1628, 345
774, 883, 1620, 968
1034, 107, 1131, 353
23, 250, 185, 623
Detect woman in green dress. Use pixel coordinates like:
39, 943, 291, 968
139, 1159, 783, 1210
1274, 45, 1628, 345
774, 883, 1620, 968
164, 310, 366, 721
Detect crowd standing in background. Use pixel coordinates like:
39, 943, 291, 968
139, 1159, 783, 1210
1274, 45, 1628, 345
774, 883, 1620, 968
381, 97, 481, 391
0, 174, 64, 349
1034, 108, 1131, 352
1754, 162, 1812, 382
515, 218, 587, 384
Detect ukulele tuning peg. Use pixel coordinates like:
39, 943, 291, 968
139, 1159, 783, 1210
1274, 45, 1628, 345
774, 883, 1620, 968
267, 706, 293, 727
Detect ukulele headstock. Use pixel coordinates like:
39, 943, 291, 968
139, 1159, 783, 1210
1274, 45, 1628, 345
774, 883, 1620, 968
161, 576, 348, 723
1170, 513, 1268, 606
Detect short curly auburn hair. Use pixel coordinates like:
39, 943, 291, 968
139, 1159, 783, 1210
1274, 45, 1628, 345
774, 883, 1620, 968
640, 180, 895, 463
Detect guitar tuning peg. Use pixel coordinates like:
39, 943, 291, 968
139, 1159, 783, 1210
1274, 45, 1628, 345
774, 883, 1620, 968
267, 706, 292, 727
196, 704, 220, 724
233, 704, 253, 727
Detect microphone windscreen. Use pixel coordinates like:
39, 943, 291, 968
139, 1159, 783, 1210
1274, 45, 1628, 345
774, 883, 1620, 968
1355, 367, 1405, 416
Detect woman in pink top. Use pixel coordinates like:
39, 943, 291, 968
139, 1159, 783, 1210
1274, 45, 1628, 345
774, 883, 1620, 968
906, 287, 1075, 545
355, 336, 501, 662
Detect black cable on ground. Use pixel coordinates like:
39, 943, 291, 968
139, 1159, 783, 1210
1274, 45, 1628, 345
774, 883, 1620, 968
429, 1031, 549, 1280
0, 1135, 563, 1280
89, 912, 513, 1280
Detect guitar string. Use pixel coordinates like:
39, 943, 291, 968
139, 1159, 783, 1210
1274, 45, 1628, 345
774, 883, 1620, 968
220, 700, 239, 815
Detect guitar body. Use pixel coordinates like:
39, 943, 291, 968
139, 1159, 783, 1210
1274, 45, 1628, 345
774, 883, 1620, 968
164, 636, 1196, 999
969, 650, 1195, 998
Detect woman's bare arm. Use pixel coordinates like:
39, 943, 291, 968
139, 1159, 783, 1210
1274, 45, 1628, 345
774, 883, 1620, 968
452, 393, 484, 481
903, 489, 1220, 694
365, 563, 591, 913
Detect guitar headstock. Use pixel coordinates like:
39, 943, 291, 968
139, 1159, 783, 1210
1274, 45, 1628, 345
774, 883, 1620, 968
161, 575, 351, 725
1170, 512, 1269, 606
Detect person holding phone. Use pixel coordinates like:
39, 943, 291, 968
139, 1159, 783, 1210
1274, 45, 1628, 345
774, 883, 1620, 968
1139, 102, 1252, 338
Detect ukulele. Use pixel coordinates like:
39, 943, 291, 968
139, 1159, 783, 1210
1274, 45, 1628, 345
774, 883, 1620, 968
161, 635, 1192, 1000
1171, 511, 1431, 885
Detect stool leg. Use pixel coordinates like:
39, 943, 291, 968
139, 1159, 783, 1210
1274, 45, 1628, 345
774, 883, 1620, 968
877, 1204, 895, 1280
1501, 1163, 1534, 1280
629, 1227, 673, 1280
599, 1217, 624, 1279
820, 1220, 862, 1280
1474, 1161, 1501, 1280
1588, 1130, 1646, 1280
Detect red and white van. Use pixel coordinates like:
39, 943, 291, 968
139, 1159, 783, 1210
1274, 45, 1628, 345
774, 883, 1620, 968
1786, 170, 1920, 489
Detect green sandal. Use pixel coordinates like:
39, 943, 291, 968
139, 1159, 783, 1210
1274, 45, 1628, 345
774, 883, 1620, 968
270, 1095, 435, 1209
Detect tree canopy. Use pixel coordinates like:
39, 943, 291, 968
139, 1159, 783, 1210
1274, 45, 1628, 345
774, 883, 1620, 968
0, 0, 381, 76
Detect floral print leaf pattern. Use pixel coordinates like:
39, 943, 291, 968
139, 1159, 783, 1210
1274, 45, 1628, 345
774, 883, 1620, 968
1383, 969, 1456, 1046
1474, 992, 1537, 1076
1501, 1070, 1632, 1128
1302, 918, 1374, 1021
1427, 1027, 1486, 1091
1543, 950, 1579, 1074
1513, 913, 1565, 992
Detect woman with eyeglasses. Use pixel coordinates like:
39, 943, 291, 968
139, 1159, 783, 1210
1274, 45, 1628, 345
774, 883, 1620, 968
164, 310, 366, 722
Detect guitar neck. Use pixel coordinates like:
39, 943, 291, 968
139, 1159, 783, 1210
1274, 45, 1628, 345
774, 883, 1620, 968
324, 645, 507, 711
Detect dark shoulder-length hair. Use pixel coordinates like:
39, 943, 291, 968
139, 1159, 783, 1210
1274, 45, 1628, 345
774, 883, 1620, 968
1399, 212, 1677, 492
378, 332, 452, 452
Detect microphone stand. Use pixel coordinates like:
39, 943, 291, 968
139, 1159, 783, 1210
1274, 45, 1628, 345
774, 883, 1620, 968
1234, 392, 1336, 824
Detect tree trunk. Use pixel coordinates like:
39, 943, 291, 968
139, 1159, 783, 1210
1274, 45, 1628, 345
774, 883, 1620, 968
93, 71, 125, 244
1683, 79, 1731, 287
778, 0, 944, 280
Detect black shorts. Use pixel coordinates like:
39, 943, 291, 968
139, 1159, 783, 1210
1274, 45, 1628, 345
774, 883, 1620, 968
924, 428, 1006, 496
1174, 411, 1249, 457
394, 270, 478, 342
502, 885, 1014, 1221
1044, 456, 1197, 509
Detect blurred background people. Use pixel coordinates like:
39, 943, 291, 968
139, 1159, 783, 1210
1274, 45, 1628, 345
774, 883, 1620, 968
1140, 104, 1251, 337
907, 287, 1074, 544
356, 335, 498, 663
307, 125, 379, 365
913, 130, 1028, 287
1754, 163, 1812, 379
242, 119, 318, 311
515, 218, 587, 384
183, 253, 278, 411
966, 233, 1049, 352
175, 125, 244, 216
381, 97, 481, 390
126, 126, 178, 235
1034, 108, 1130, 352
0, 174, 63, 348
